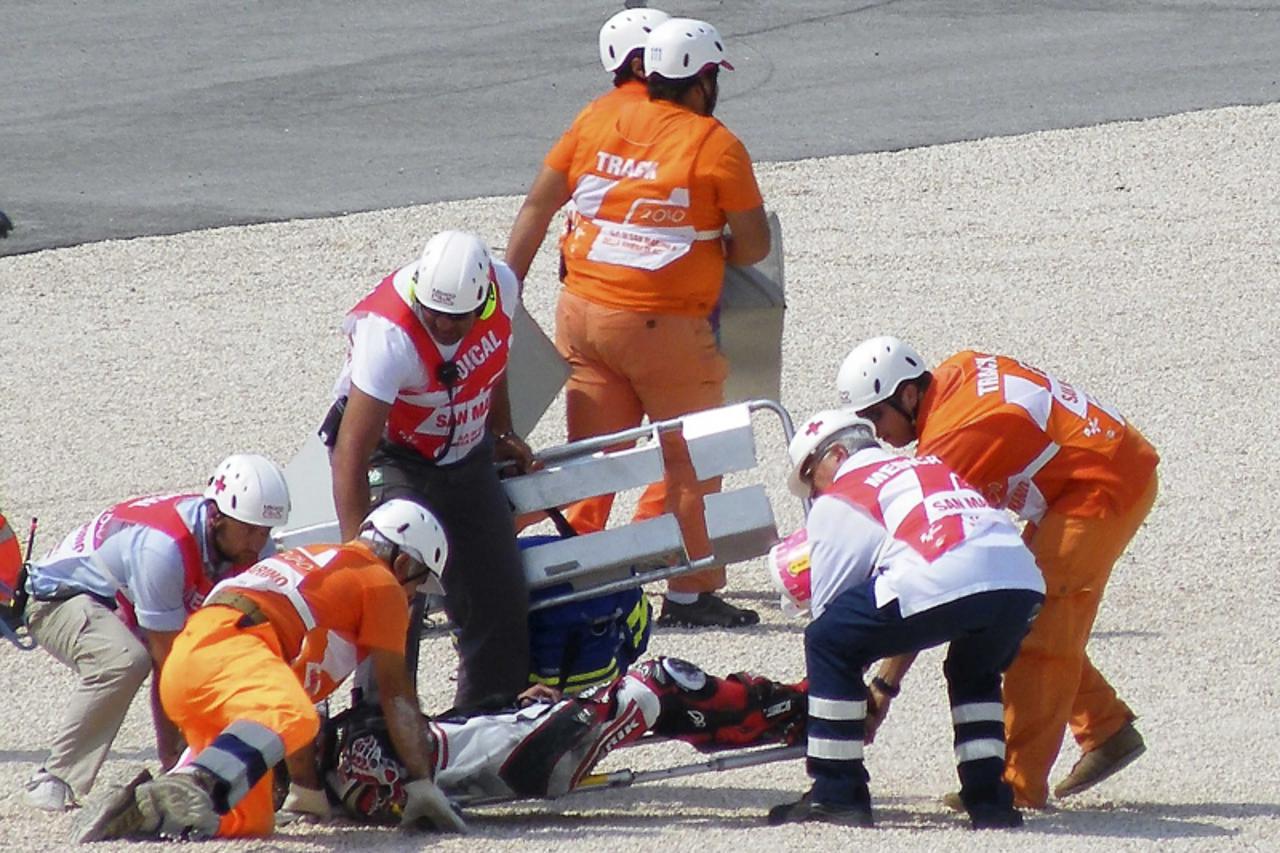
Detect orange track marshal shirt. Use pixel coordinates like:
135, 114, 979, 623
916, 352, 1159, 523
212, 541, 409, 702
546, 95, 763, 316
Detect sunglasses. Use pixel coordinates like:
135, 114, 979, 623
402, 559, 432, 585
799, 442, 836, 488
858, 403, 886, 424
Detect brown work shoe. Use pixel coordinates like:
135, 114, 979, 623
73, 770, 155, 843
1053, 722, 1146, 799
658, 593, 759, 628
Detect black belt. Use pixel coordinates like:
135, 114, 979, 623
32, 589, 117, 609
205, 590, 269, 628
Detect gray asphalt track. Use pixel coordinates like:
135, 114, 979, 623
3, 0, 1278, 256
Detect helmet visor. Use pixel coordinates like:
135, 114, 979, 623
402, 559, 445, 596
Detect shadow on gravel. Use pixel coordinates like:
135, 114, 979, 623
719, 590, 785, 604
272, 786, 789, 846
463, 782, 791, 829
1023, 800, 1280, 840
1092, 630, 1163, 640
650, 623, 803, 637
264, 794, 1279, 845
472, 793, 1278, 839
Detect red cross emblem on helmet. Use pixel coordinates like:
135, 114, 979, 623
805, 420, 823, 436
213, 475, 227, 494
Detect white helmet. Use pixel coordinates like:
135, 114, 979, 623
767, 527, 812, 618
644, 18, 734, 80
837, 336, 928, 411
599, 8, 670, 73
410, 230, 493, 315
204, 454, 290, 527
786, 409, 877, 497
359, 499, 449, 594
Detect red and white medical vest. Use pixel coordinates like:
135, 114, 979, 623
810, 448, 1041, 618
827, 454, 1009, 565
79, 494, 209, 627
347, 271, 512, 463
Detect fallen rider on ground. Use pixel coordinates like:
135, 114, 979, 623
322, 655, 807, 823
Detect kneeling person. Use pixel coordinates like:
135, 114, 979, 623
24, 454, 288, 811
769, 410, 1044, 830
75, 500, 464, 842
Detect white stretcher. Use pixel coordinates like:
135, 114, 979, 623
456, 742, 807, 808
274, 399, 799, 612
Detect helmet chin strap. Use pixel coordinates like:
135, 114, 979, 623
884, 385, 918, 431
698, 74, 718, 116
205, 506, 235, 569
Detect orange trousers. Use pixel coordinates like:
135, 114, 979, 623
555, 290, 728, 594
1002, 473, 1158, 807
159, 608, 320, 837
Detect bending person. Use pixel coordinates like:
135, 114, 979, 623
75, 500, 464, 842
326, 230, 532, 707
838, 337, 1159, 807
22, 455, 288, 812
767, 410, 1044, 829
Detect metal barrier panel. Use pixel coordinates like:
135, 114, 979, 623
504, 442, 665, 514
682, 403, 757, 481
520, 515, 687, 591
704, 486, 778, 565
720, 212, 785, 404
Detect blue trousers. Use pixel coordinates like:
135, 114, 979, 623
804, 581, 1042, 809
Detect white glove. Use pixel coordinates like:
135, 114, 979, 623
400, 778, 468, 833
277, 783, 331, 825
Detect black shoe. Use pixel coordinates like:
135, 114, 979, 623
967, 802, 1024, 830
767, 791, 873, 828
658, 593, 759, 628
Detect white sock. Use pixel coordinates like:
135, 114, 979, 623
665, 591, 698, 605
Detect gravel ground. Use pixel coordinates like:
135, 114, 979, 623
2, 102, 1279, 851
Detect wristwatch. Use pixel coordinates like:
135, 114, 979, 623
871, 676, 900, 698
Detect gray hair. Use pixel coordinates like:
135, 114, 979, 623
823, 424, 879, 457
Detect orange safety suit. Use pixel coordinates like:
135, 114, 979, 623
159, 541, 409, 836
915, 351, 1159, 807
544, 90, 763, 591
